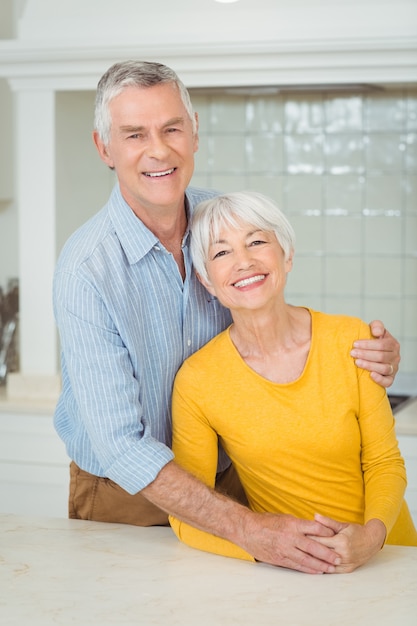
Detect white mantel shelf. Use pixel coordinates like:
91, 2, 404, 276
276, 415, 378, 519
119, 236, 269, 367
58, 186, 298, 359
1, 514, 416, 626
0, 37, 416, 90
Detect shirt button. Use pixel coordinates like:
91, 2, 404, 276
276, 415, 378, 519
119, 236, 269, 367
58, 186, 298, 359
187, 339, 191, 347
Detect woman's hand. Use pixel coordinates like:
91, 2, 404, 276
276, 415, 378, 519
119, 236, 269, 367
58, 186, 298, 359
311, 514, 387, 573
351, 321, 400, 388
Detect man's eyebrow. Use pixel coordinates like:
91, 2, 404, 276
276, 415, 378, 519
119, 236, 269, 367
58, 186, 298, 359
163, 116, 186, 127
119, 125, 145, 134
119, 117, 186, 134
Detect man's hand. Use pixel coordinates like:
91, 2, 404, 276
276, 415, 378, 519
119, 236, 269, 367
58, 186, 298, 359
242, 512, 342, 574
311, 514, 386, 573
350, 320, 400, 388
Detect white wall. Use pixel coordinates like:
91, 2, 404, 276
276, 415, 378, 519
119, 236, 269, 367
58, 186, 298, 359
16, 0, 417, 44
55, 92, 115, 254
0, 80, 17, 289
0, 1, 16, 289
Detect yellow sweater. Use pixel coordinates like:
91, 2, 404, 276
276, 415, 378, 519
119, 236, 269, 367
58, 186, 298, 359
170, 309, 417, 561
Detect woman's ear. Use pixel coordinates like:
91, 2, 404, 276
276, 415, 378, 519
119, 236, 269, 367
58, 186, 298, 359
196, 271, 216, 297
285, 249, 294, 274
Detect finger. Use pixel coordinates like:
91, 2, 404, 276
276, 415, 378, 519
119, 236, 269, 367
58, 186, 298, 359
282, 545, 340, 575
308, 535, 338, 550
301, 535, 342, 564
352, 357, 394, 374
314, 513, 347, 534
352, 336, 400, 362
352, 357, 397, 386
369, 371, 394, 389
368, 319, 385, 339
351, 340, 396, 353
298, 521, 335, 539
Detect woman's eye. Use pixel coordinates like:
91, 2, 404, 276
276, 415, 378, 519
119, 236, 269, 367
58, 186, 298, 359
213, 250, 227, 259
250, 240, 266, 246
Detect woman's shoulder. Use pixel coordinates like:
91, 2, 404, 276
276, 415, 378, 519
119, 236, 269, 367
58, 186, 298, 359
309, 308, 372, 340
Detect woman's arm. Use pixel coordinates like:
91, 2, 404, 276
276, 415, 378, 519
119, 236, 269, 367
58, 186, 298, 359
169, 365, 256, 561
313, 321, 407, 572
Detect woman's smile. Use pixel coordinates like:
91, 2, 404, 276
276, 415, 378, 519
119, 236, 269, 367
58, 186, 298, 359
232, 274, 267, 289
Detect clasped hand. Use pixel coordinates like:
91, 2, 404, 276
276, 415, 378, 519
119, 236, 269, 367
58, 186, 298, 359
308, 513, 386, 573
249, 512, 385, 574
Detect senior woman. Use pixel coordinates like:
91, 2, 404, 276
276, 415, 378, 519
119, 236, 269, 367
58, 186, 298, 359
169, 191, 417, 574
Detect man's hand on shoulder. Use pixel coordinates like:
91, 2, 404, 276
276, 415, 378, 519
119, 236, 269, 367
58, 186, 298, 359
351, 321, 400, 388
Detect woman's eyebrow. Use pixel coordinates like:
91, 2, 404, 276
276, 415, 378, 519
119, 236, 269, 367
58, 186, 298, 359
210, 229, 264, 245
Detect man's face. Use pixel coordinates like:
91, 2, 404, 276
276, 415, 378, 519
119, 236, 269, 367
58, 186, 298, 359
93, 82, 199, 219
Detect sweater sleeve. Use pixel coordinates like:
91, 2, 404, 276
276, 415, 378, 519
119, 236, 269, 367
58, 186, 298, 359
355, 324, 407, 536
169, 361, 255, 562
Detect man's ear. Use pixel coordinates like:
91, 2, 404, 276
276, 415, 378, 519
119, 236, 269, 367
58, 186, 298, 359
196, 271, 216, 297
92, 131, 114, 169
193, 112, 199, 154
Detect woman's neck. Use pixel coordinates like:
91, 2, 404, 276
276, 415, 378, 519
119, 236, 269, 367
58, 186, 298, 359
229, 305, 312, 383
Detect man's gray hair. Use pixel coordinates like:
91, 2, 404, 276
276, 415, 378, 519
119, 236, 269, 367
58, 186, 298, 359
94, 60, 196, 145
190, 191, 296, 284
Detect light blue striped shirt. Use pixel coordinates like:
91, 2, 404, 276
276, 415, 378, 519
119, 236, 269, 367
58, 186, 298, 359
53, 184, 232, 494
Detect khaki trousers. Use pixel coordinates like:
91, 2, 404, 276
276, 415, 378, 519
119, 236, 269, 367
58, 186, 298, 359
69, 461, 247, 527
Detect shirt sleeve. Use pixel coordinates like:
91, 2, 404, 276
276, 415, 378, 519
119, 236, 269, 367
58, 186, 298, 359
54, 269, 174, 494
169, 360, 254, 562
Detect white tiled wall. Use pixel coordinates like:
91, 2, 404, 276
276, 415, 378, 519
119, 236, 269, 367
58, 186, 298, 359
191, 88, 417, 380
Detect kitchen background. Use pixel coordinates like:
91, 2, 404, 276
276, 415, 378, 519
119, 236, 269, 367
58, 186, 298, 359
0, 0, 416, 518
57, 86, 417, 382
1, 0, 417, 397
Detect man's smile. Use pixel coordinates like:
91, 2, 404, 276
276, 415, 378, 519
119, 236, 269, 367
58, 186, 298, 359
143, 168, 176, 177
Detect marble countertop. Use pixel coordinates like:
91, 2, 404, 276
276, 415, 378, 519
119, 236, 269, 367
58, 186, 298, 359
1, 514, 416, 626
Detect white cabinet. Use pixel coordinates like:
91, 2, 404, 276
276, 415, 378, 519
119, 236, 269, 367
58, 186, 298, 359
0, 408, 70, 517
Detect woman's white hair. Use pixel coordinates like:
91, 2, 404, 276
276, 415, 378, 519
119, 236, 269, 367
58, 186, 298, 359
190, 191, 296, 284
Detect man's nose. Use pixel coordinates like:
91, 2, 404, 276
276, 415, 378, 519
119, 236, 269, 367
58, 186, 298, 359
146, 133, 170, 159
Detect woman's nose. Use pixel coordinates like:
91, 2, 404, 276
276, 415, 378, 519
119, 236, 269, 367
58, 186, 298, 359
235, 247, 254, 269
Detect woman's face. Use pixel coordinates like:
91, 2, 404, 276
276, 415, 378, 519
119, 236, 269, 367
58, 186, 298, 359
200, 218, 293, 313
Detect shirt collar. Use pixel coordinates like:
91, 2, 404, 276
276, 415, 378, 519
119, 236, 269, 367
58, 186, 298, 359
107, 184, 191, 265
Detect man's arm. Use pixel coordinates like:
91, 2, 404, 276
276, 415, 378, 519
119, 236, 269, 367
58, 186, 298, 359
142, 460, 341, 574
351, 321, 400, 388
